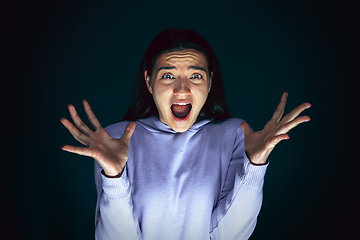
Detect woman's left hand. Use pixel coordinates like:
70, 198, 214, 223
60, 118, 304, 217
241, 92, 311, 165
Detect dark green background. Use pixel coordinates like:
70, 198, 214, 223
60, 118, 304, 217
2, 0, 359, 239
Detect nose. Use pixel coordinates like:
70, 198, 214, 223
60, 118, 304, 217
173, 78, 190, 96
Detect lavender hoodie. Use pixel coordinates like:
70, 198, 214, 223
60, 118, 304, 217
94, 116, 268, 240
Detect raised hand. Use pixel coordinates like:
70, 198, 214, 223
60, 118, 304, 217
60, 100, 136, 177
241, 92, 311, 165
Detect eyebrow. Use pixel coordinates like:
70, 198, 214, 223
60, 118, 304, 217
158, 66, 207, 72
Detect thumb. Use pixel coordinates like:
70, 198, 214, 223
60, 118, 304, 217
241, 122, 252, 135
120, 121, 136, 145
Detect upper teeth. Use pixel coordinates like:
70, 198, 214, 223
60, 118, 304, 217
174, 103, 189, 105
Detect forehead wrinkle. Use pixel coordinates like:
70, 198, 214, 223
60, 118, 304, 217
163, 55, 205, 66
160, 58, 206, 68
163, 49, 202, 59
163, 55, 199, 62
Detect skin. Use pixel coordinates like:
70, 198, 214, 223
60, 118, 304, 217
60, 49, 311, 176
144, 49, 212, 133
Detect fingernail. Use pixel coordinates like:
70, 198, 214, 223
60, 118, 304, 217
306, 104, 312, 109
286, 136, 290, 140
305, 117, 311, 122
286, 91, 288, 97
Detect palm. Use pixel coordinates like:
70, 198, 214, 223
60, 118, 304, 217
241, 92, 311, 165
85, 129, 131, 175
61, 100, 136, 176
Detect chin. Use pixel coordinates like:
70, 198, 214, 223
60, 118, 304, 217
163, 116, 195, 133
171, 124, 191, 133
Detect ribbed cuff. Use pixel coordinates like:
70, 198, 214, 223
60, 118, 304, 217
101, 166, 131, 199
239, 154, 268, 187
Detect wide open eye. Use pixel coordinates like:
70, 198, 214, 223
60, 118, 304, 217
161, 73, 175, 79
190, 73, 203, 80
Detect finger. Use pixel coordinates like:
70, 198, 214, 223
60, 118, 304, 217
278, 115, 311, 134
60, 118, 90, 146
241, 122, 253, 136
268, 133, 290, 149
280, 102, 311, 124
82, 100, 102, 131
62, 145, 94, 157
68, 104, 93, 135
119, 122, 136, 146
271, 92, 288, 123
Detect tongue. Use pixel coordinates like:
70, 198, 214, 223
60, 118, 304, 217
171, 104, 191, 119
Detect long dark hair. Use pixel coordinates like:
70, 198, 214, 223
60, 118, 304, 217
122, 28, 231, 121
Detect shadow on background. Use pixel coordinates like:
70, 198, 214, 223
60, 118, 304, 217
1, 0, 359, 239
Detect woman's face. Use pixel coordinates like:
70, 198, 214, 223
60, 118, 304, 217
145, 49, 212, 133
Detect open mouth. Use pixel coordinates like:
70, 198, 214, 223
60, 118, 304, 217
171, 103, 192, 122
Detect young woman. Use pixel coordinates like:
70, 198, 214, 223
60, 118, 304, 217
61, 28, 311, 240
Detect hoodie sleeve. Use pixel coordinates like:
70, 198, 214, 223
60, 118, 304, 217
94, 161, 142, 240
209, 123, 268, 240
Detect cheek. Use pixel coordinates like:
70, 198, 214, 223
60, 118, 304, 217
153, 86, 171, 109
195, 87, 210, 106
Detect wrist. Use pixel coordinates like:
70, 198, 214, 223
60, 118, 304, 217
101, 169, 123, 178
249, 160, 269, 166
245, 150, 269, 165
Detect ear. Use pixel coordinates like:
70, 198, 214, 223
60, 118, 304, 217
208, 71, 213, 93
144, 70, 153, 94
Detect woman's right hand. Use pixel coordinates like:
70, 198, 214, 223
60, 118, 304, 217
60, 100, 136, 177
